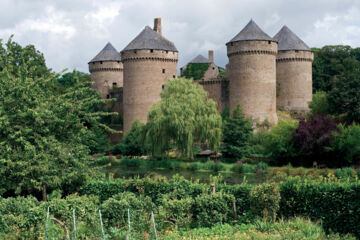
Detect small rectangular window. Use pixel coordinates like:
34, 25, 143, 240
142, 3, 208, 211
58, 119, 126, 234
173, 75, 176, 78
150, 49, 153, 53
113, 82, 117, 87
106, 94, 110, 99
100, 61, 103, 64
162, 69, 166, 74
162, 85, 164, 89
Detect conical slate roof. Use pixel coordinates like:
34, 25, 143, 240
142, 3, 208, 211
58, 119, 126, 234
89, 42, 121, 63
227, 20, 274, 44
273, 26, 311, 51
189, 54, 209, 63
122, 26, 178, 52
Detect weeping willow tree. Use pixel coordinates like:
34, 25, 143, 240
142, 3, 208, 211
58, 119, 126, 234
143, 77, 222, 159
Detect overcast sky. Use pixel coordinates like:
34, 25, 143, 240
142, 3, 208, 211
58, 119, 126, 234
0, 0, 359, 73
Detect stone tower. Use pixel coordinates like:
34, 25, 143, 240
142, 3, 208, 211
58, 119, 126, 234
226, 20, 278, 124
273, 26, 314, 112
121, 18, 178, 133
88, 42, 123, 99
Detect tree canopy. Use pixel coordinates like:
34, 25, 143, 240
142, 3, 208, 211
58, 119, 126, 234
221, 105, 253, 159
143, 77, 222, 159
0, 38, 115, 200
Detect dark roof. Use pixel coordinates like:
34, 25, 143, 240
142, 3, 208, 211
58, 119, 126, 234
89, 42, 121, 63
227, 19, 274, 44
122, 26, 178, 52
190, 54, 209, 63
273, 26, 311, 51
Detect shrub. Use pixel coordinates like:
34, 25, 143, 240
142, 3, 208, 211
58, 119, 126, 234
192, 192, 235, 227
118, 120, 147, 156
158, 196, 193, 229
119, 158, 145, 168
209, 162, 226, 172
327, 123, 360, 166
279, 177, 360, 238
101, 192, 153, 232
204, 161, 215, 170
189, 162, 203, 171
292, 115, 338, 166
231, 163, 256, 174
308, 91, 330, 116
262, 120, 299, 165
334, 168, 354, 178
221, 105, 253, 159
249, 183, 280, 221
256, 162, 268, 171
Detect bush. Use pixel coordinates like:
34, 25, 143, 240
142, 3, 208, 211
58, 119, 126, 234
279, 178, 360, 238
189, 162, 203, 171
262, 120, 299, 165
158, 196, 193, 229
231, 163, 256, 174
192, 192, 235, 227
119, 158, 145, 168
256, 162, 268, 171
101, 192, 153, 232
334, 168, 354, 178
118, 120, 147, 156
327, 123, 360, 166
249, 183, 280, 221
292, 115, 338, 166
308, 91, 330, 116
209, 162, 226, 172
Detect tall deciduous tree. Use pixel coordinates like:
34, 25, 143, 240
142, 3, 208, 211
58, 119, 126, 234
143, 77, 222, 159
0, 37, 115, 200
221, 105, 253, 159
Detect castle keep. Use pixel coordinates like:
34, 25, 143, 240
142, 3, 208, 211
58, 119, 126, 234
89, 18, 313, 135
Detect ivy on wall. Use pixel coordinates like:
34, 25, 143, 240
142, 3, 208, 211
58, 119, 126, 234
183, 63, 210, 80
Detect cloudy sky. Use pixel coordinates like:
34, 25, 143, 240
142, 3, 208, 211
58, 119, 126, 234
1, 0, 359, 73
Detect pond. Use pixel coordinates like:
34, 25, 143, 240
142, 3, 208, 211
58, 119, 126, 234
107, 166, 267, 185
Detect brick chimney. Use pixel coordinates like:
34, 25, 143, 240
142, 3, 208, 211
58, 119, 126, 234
208, 50, 214, 63
154, 18, 162, 35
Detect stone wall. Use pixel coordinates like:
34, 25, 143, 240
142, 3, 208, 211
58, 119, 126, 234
276, 50, 314, 111
227, 40, 278, 124
197, 78, 229, 113
89, 61, 123, 99
122, 49, 178, 133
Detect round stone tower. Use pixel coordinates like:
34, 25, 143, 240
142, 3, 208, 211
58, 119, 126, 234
226, 20, 278, 124
88, 42, 123, 99
121, 18, 178, 132
273, 26, 314, 112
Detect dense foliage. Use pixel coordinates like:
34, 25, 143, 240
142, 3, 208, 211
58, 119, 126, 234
292, 115, 338, 166
182, 63, 210, 80
117, 120, 147, 156
308, 91, 330, 116
143, 78, 222, 159
0, 38, 114, 200
312, 46, 360, 123
221, 105, 253, 159
1, 176, 358, 238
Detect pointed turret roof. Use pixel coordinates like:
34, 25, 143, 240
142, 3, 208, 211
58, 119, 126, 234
122, 26, 177, 52
273, 26, 311, 51
190, 54, 209, 63
89, 42, 121, 63
227, 19, 274, 44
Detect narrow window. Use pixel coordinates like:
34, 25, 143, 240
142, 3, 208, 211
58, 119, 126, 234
162, 69, 166, 74
268, 41, 271, 44
113, 82, 117, 87
134, 50, 137, 53
212, 67, 215, 70
166, 50, 169, 53
295, 50, 299, 53
162, 85, 164, 89
106, 94, 110, 99
173, 75, 176, 78
100, 61, 103, 64
231, 42, 233, 46
150, 49, 154, 53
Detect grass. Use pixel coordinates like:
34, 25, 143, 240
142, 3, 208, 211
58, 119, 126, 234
162, 218, 355, 240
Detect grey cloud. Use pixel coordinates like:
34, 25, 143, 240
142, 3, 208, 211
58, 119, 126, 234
0, 0, 359, 73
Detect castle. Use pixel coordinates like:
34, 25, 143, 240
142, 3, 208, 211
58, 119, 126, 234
89, 18, 313, 135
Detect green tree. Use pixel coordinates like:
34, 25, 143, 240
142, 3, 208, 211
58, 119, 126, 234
0, 38, 115, 200
327, 57, 360, 123
221, 105, 253, 158
308, 91, 330, 116
119, 120, 147, 156
143, 77, 222, 159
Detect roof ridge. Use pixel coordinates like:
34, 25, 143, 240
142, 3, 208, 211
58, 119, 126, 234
89, 42, 121, 63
